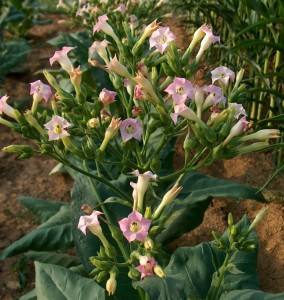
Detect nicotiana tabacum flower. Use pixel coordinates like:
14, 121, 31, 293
30, 80, 52, 102
130, 170, 158, 212
136, 256, 157, 279
89, 39, 110, 63
120, 118, 142, 142
77, 210, 103, 235
93, 14, 119, 43
44, 115, 71, 141
118, 210, 151, 242
149, 26, 176, 54
0, 95, 17, 120
49, 46, 76, 73
30, 80, 52, 115
164, 77, 194, 104
223, 116, 249, 146
211, 66, 235, 86
99, 88, 117, 104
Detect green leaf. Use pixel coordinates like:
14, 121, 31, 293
220, 289, 284, 300
136, 216, 259, 299
19, 288, 37, 300
18, 196, 67, 223
24, 251, 81, 268
0, 206, 73, 260
35, 262, 105, 300
156, 172, 265, 245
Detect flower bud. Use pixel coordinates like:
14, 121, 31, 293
100, 117, 121, 152
88, 118, 99, 128
89, 258, 110, 270
106, 273, 117, 296
239, 129, 280, 142
144, 236, 154, 250
248, 208, 268, 232
153, 265, 166, 278
81, 204, 93, 214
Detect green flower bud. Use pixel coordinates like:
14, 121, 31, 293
94, 270, 109, 283
89, 258, 110, 270
162, 62, 175, 77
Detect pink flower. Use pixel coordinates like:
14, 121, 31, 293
149, 27, 176, 54
49, 46, 75, 73
228, 103, 247, 119
30, 80, 52, 102
196, 27, 220, 61
211, 66, 235, 86
0, 95, 16, 119
99, 88, 117, 104
44, 115, 71, 141
118, 210, 151, 242
93, 14, 119, 42
136, 256, 157, 279
117, 3, 126, 12
203, 85, 226, 107
223, 116, 249, 145
89, 40, 110, 63
170, 103, 198, 124
120, 118, 142, 142
77, 210, 103, 235
134, 85, 147, 100
107, 55, 132, 78
164, 77, 194, 104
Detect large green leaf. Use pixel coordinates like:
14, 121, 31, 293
136, 216, 260, 300
24, 251, 81, 268
156, 172, 265, 245
35, 262, 105, 300
19, 288, 37, 300
220, 289, 284, 300
18, 196, 67, 223
0, 206, 73, 260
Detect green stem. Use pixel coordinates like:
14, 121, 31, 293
144, 135, 167, 170
208, 252, 232, 300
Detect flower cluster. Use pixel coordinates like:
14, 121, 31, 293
0, 6, 280, 298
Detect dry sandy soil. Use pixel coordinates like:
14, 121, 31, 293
0, 14, 283, 299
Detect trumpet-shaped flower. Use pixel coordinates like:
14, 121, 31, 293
134, 85, 147, 100
120, 118, 142, 142
30, 80, 52, 102
223, 116, 249, 145
149, 26, 176, 54
0, 95, 17, 119
240, 129, 280, 142
93, 14, 119, 43
129, 170, 158, 212
228, 103, 247, 119
164, 77, 194, 104
171, 103, 199, 125
49, 46, 75, 73
136, 256, 157, 279
117, 3, 126, 13
203, 85, 226, 108
89, 39, 110, 63
77, 210, 103, 235
196, 27, 220, 61
99, 88, 117, 104
211, 66, 235, 86
44, 115, 71, 141
118, 210, 151, 242
107, 55, 132, 78
100, 117, 121, 151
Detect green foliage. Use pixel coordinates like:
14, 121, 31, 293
0, 204, 73, 260
0, 37, 31, 83
35, 262, 106, 300
155, 172, 265, 244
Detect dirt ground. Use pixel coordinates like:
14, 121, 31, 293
0, 14, 283, 300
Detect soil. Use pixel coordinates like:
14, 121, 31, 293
0, 13, 283, 300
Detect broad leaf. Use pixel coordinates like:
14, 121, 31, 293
18, 196, 67, 223
220, 289, 284, 300
0, 206, 73, 260
24, 251, 81, 268
136, 216, 260, 299
156, 172, 265, 245
19, 289, 37, 300
35, 262, 105, 300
